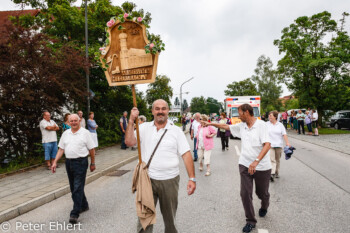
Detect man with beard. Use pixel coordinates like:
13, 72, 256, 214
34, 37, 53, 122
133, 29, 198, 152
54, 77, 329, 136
125, 99, 196, 233
203, 104, 271, 233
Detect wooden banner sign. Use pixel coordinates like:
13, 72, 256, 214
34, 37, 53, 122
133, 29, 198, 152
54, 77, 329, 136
100, 20, 159, 86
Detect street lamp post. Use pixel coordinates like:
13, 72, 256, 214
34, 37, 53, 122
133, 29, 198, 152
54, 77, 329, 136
180, 77, 194, 116
84, 0, 90, 116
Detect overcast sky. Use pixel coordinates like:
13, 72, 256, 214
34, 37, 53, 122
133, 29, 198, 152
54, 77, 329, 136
1, 0, 349, 105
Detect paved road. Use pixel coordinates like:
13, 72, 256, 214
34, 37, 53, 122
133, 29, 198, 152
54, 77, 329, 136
3, 135, 350, 233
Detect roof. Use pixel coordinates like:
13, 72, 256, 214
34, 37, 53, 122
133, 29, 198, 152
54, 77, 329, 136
0, 9, 40, 37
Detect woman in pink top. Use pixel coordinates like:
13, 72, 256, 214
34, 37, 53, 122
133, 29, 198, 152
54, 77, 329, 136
196, 114, 217, 176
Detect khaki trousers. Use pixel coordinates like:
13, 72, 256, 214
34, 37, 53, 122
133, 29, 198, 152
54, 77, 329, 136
137, 176, 180, 233
198, 147, 212, 165
270, 148, 282, 175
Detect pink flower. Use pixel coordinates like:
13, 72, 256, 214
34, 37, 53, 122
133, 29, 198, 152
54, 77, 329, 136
106, 19, 115, 27
149, 43, 154, 49
124, 13, 129, 18
137, 17, 142, 22
99, 47, 105, 51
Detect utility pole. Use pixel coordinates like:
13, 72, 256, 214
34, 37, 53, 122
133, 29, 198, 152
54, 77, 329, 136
85, 0, 90, 115
180, 77, 194, 116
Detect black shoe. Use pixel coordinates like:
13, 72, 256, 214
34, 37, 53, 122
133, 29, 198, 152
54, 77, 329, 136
193, 158, 198, 162
242, 223, 255, 233
259, 208, 268, 217
270, 175, 274, 182
121, 147, 127, 150
80, 206, 89, 213
69, 216, 78, 224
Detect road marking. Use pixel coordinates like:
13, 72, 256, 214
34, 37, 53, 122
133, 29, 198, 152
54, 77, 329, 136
258, 229, 269, 233
234, 145, 240, 157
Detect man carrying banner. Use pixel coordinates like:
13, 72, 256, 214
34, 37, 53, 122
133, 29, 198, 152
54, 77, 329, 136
125, 99, 196, 233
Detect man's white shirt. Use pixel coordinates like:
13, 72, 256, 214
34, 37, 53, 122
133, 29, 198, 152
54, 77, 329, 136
58, 128, 95, 159
230, 120, 271, 170
40, 119, 58, 143
137, 120, 190, 180
191, 120, 200, 136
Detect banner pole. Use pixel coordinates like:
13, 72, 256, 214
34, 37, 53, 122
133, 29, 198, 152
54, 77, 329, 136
131, 84, 142, 164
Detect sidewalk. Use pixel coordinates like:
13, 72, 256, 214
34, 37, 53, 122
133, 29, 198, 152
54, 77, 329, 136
286, 128, 350, 156
0, 145, 138, 223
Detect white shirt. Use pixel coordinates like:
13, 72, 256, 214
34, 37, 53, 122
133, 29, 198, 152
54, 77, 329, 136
191, 120, 200, 137
312, 112, 318, 121
266, 121, 286, 148
230, 120, 271, 170
80, 117, 86, 128
138, 120, 190, 180
58, 128, 95, 159
198, 128, 204, 149
40, 119, 58, 143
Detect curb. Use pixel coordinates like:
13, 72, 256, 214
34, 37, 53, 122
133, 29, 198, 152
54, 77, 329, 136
0, 155, 138, 223
288, 134, 350, 156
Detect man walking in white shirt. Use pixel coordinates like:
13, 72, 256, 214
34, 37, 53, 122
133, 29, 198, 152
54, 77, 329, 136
190, 112, 201, 161
125, 99, 196, 233
39, 111, 59, 170
51, 114, 96, 224
204, 104, 271, 233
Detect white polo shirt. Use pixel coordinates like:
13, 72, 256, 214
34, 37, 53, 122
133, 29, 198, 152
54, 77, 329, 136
230, 120, 271, 171
191, 120, 200, 137
39, 119, 58, 143
266, 121, 286, 148
58, 127, 95, 159
138, 120, 191, 180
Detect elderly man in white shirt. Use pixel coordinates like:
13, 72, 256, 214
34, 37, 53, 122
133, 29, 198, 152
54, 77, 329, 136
204, 104, 271, 233
51, 114, 96, 224
125, 99, 196, 233
190, 112, 201, 161
39, 111, 60, 170
78, 110, 86, 128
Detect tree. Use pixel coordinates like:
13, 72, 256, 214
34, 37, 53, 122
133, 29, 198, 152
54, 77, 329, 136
251, 55, 283, 111
190, 96, 209, 114
274, 11, 350, 123
0, 23, 86, 163
206, 97, 223, 114
10, 0, 158, 147
224, 78, 259, 96
284, 99, 300, 110
174, 97, 180, 107
182, 99, 188, 111
146, 75, 173, 108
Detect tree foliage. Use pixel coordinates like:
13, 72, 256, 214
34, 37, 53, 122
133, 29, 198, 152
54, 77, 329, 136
224, 78, 259, 96
190, 96, 209, 114
206, 97, 223, 114
146, 75, 173, 108
174, 97, 180, 106
0, 23, 86, 162
182, 99, 188, 111
251, 55, 283, 112
274, 11, 350, 119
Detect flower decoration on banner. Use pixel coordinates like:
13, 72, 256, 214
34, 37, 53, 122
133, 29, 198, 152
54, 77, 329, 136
98, 11, 165, 55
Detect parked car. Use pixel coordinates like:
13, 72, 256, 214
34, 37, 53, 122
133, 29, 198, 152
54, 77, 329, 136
169, 117, 178, 123
330, 110, 350, 129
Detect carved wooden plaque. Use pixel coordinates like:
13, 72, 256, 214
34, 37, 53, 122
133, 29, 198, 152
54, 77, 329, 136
100, 20, 159, 86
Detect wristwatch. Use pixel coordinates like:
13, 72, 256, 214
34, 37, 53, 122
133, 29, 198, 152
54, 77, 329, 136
255, 158, 260, 162
189, 178, 196, 182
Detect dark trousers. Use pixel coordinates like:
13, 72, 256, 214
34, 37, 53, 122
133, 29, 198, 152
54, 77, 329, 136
298, 120, 305, 134
193, 138, 198, 159
239, 165, 271, 225
121, 132, 127, 149
220, 131, 229, 150
282, 119, 287, 129
65, 157, 89, 218
138, 176, 180, 233
182, 123, 186, 131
